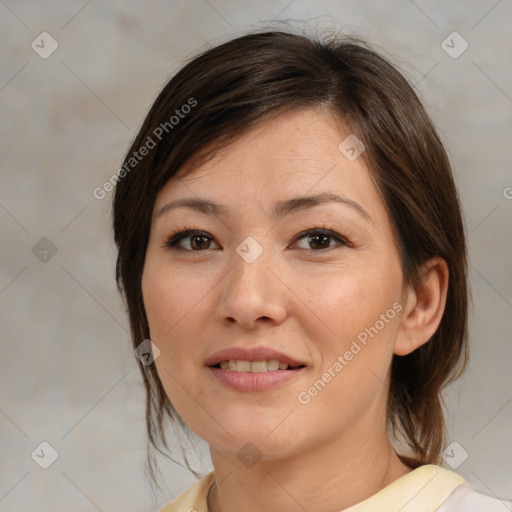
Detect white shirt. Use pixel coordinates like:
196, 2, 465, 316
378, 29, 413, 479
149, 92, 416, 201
436, 480, 512, 511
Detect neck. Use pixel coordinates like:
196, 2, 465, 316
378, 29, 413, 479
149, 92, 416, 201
207, 424, 412, 512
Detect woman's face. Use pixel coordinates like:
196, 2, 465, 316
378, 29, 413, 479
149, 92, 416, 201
142, 108, 409, 461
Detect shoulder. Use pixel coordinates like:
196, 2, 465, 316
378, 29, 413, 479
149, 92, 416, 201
437, 480, 512, 511
156, 471, 215, 512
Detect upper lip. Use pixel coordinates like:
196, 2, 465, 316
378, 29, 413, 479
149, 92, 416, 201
205, 347, 306, 367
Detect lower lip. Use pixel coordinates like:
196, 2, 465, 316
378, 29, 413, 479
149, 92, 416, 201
207, 366, 305, 391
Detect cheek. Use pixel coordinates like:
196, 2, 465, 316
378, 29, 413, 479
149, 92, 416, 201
142, 263, 189, 380
142, 259, 213, 410
142, 259, 205, 340
300, 260, 401, 347
298, 259, 402, 407
297, 275, 401, 428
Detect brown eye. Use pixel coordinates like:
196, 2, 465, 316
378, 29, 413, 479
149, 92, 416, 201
164, 227, 350, 254
293, 229, 349, 252
165, 230, 220, 252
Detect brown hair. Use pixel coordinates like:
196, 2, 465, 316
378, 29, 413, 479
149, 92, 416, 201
112, 27, 469, 486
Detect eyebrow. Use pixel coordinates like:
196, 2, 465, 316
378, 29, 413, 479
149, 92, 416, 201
155, 192, 372, 223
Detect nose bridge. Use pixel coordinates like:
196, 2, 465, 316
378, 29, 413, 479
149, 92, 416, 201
229, 236, 272, 298
216, 236, 286, 327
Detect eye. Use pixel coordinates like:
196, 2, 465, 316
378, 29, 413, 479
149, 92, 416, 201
292, 228, 350, 252
163, 226, 351, 253
164, 228, 220, 252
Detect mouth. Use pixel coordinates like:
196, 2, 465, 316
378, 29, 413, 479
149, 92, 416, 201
210, 360, 307, 372
205, 347, 307, 390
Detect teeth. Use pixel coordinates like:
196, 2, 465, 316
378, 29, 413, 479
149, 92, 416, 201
236, 360, 251, 372
267, 359, 280, 371
217, 359, 290, 372
250, 361, 267, 373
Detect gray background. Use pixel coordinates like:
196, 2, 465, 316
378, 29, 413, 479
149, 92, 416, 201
1, 1, 511, 511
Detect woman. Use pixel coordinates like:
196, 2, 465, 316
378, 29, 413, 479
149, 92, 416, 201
112, 29, 511, 511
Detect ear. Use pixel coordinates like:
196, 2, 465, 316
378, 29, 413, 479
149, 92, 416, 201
394, 257, 449, 356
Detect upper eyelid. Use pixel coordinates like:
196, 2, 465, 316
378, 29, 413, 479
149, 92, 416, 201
169, 227, 344, 241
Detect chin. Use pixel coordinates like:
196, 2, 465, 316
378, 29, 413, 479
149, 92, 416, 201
204, 416, 303, 455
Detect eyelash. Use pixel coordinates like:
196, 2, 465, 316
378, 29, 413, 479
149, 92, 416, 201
162, 224, 351, 254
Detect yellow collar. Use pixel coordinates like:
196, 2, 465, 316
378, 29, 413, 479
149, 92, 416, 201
343, 464, 465, 512
159, 464, 465, 512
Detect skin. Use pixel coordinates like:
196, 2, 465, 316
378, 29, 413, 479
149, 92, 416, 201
141, 107, 449, 512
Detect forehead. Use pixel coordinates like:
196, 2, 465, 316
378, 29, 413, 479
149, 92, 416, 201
154, 108, 384, 224
176, 108, 352, 179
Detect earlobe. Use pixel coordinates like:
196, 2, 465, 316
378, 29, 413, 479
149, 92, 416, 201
393, 257, 449, 356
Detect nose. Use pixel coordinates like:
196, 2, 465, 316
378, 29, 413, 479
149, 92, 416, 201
215, 244, 288, 329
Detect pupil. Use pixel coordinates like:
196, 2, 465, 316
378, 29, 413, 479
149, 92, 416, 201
310, 234, 328, 249
191, 235, 209, 250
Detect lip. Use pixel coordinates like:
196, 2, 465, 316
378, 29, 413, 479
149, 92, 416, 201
204, 346, 306, 368
205, 346, 307, 392
207, 365, 305, 392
